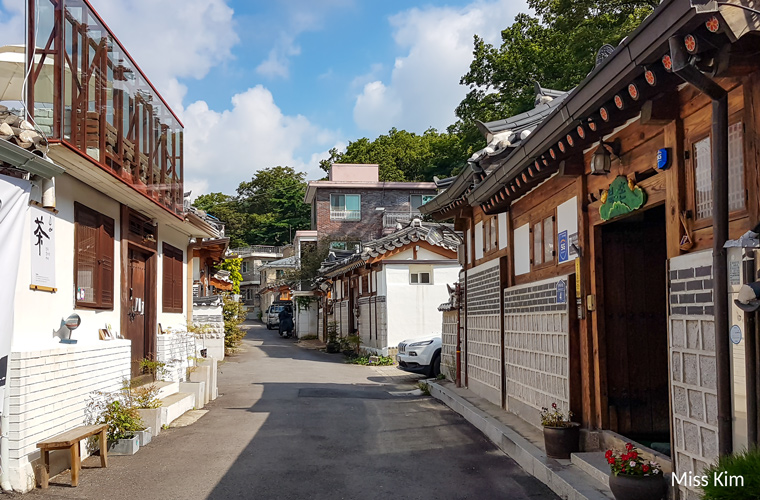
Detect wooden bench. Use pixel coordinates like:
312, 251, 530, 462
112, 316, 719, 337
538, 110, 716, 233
36, 424, 108, 488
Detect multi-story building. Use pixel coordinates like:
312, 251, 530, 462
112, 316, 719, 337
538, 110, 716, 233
229, 245, 287, 317
303, 163, 437, 249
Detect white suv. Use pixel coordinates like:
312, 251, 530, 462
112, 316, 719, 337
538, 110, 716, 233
397, 334, 442, 378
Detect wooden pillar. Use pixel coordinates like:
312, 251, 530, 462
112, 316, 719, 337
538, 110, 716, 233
664, 118, 685, 259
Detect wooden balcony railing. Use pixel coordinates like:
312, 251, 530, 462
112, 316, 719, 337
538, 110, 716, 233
26, 0, 183, 216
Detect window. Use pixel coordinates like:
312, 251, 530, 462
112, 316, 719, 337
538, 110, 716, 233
411, 194, 435, 210
330, 241, 361, 251
410, 265, 433, 285
330, 194, 361, 220
162, 243, 183, 313
361, 274, 369, 295
484, 216, 498, 252
241, 261, 249, 273
531, 214, 555, 269
693, 122, 745, 220
75, 203, 114, 309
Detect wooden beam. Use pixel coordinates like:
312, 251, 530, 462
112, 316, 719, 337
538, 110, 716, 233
641, 96, 680, 126
664, 118, 686, 259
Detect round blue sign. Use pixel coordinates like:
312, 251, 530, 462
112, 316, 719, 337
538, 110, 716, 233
730, 325, 742, 345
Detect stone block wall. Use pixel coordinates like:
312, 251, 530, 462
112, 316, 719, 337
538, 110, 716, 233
157, 331, 196, 382
356, 296, 388, 354
503, 276, 570, 428
669, 251, 718, 500
441, 309, 457, 381
465, 261, 502, 406
6, 341, 131, 492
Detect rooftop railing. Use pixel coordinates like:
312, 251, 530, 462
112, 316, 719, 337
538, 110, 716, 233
24, 0, 183, 215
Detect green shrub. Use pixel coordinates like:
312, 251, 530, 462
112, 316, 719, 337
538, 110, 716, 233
223, 293, 246, 354
86, 390, 145, 441
701, 448, 760, 499
139, 358, 167, 381
345, 355, 395, 366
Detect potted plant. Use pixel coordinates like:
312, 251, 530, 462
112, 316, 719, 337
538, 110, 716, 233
540, 403, 580, 459
606, 443, 665, 500
326, 322, 341, 353
132, 383, 161, 444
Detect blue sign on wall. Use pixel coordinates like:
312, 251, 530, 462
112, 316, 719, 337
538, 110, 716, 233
558, 230, 569, 263
556, 280, 567, 304
657, 148, 670, 170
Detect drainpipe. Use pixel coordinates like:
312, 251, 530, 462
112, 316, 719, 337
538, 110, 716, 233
669, 36, 732, 456
456, 281, 462, 387
744, 251, 757, 447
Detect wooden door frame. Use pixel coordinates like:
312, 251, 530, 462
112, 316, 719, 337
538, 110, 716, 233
120, 205, 158, 363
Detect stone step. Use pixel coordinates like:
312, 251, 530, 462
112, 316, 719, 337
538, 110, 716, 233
572, 452, 611, 489
159, 392, 196, 427
154, 380, 180, 400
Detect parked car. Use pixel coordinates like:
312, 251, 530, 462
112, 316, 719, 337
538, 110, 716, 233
265, 300, 293, 330
397, 333, 442, 378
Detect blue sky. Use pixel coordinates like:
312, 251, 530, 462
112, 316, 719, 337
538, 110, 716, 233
0, 0, 529, 195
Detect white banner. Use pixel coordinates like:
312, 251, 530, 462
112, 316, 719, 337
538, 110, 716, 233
30, 204, 56, 290
0, 174, 31, 414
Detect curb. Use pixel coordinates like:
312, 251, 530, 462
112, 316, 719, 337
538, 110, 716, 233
428, 381, 613, 500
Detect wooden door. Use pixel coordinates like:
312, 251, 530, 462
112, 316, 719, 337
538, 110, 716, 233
126, 248, 149, 377
601, 206, 670, 443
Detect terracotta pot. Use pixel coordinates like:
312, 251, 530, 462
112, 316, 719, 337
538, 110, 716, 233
542, 422, 580, 459
609, 473, 666, 500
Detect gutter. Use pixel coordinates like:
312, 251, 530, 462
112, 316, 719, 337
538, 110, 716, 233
669, 34, 732, 456
0, 139, 64, 179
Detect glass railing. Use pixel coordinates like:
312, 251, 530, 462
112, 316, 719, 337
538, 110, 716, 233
26, 0, 183, 216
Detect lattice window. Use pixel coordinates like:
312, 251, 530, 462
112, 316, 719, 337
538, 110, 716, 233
693, 123, 745, 220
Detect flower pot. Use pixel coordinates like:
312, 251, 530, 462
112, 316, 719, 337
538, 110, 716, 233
608, 473, 666, 500
135, 428, 152, 446
542, 423, 580, 459
108, 436, 139, 456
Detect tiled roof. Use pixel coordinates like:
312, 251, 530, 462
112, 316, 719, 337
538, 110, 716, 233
320, 219, 459, 277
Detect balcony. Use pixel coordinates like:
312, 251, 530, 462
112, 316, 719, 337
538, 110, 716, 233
330, 210, 361, 221
22, 0, 183, 216
383, 210, 421, 228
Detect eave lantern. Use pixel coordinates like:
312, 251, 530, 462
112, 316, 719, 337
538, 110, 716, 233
590, 139, 621, 176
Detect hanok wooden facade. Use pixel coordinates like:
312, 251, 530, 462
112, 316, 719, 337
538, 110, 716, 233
420, 1, 760, 497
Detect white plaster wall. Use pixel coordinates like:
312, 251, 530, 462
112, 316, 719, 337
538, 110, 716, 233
376, 270, 387, 296
514, 223, 530, 276
498, 212, 508, 250
384, 263, 460, 348
466, 228, 472, 264
158, 225, 190, 331
474, 222, 484, 260
12, 174, 122, 350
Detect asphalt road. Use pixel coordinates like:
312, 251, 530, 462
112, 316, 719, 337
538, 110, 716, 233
29, 321, 557, 500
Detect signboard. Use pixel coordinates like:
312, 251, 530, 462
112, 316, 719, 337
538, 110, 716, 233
556, 280, 567, 304
730, 325, 742, 345
729, 260, 741, 286
656, 148, 670, 170
30, 205, 56, 291
558, 230, 569, 263
0, 174, 32, 414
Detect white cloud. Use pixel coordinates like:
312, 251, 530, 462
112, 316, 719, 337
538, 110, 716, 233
256, 40, 301, 79
353, 0, 528, 135
183, 86, 340, 194
88, 0, 239, 110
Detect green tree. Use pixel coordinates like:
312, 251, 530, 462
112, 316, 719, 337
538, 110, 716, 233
320, 127, 470, 182
216, 257, 243, 294
454, 0, 656, 149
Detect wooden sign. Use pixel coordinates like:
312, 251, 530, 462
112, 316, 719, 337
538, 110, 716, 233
599, 176, 647, 221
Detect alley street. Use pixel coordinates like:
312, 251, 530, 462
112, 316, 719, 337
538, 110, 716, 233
29, 322, 557, 500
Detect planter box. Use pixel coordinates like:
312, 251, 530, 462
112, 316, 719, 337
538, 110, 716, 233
108, 436, 139, 456
135, 428, 152, 446
137, 408, 162, 437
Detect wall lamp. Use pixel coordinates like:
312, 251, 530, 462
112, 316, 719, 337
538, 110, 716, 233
590, 138, 621, 175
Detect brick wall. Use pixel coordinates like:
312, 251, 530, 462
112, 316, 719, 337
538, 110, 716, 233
442, 309, 457, 381
6, 341, 132, 492
314, 188, 435, 242
668, 251, 718, 500
503, 276, 570, 428
465, 260, 502, 406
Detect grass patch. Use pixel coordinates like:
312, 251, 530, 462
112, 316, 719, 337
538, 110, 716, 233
417, 381, 430, 396
345, 355, 395, 366
299, 334, 318, 340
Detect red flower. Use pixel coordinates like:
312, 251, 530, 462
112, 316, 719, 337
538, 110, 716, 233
625, 443, 633, 451
643, 464, 650, 473
607, 457, 615, 464
631, 451, 638, 460
605, 450, 613, 459
552, 403, 557, 409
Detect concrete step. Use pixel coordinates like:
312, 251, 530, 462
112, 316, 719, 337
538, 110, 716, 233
154, 380, 180, 400
159, 392, 196, 427
572, 452, 611, 489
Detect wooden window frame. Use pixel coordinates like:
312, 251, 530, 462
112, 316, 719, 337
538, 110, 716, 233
685, 116, 748, 231
74, 203, 115, 310
162, 242, 184, 313
529, 209, 557, 271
